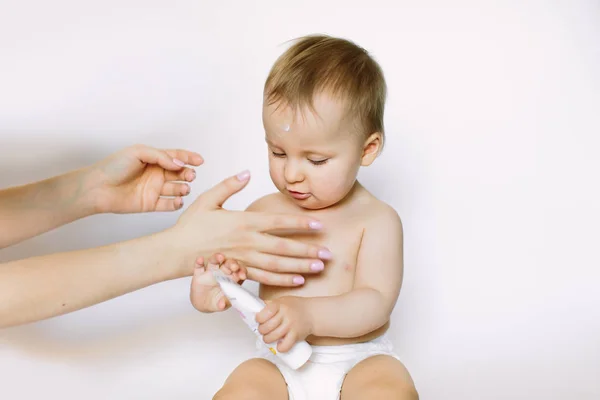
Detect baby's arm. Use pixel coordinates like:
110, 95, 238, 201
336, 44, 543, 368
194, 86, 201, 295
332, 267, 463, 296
256, 206, 403, 351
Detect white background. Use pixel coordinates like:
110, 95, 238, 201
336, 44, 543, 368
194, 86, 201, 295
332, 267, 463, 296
1, 1, 599, 399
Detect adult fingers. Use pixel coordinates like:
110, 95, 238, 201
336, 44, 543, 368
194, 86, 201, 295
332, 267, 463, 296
186, 170, 251, 212
165, 149, 204, 166
252, 233, 332, 261
247, 212, 324, 233
155, 197, 184, 211
240, 250, 325, 275
160, 182, 191, 197
164, 168, 196, 182
130, 144, 186, 171
245, 267, 305, 287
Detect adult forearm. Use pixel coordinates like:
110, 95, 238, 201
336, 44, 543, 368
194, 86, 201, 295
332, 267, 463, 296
0, 229, 190, 329
305, 288, 391, 338
0, 168, 97, 248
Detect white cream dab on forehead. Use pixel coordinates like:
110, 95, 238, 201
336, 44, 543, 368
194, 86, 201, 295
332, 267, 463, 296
280, 123, 290, 132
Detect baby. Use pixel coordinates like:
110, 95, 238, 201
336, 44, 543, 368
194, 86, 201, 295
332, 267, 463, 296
190, 35, 418, 400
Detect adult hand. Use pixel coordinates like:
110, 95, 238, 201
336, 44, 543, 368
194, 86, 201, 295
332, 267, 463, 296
168, 170, 332, 287
0, 154, 330, 328
86, 144, 204, 213
0, 144, 203, 249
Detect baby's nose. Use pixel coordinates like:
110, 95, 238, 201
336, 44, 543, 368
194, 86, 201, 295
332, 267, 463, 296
284, 161, 304, 183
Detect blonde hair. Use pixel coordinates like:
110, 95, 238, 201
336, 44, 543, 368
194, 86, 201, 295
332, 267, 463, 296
264, 34, 387, 144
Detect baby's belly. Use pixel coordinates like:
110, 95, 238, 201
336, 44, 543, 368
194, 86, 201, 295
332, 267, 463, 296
259, 275, 390, 346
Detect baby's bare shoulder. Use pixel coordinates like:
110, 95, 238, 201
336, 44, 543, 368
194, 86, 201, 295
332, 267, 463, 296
246, 192, 291, 212
354, 192, 402, 231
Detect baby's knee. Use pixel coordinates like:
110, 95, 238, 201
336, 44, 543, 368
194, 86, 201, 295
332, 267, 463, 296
213, 383, 266, 400
341, 355, 418, 400
374, 383, 419, 400
341, 380, 418, 400
213, 358, 287, 400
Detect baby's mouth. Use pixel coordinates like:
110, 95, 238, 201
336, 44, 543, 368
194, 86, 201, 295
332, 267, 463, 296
287, 190, 311, 200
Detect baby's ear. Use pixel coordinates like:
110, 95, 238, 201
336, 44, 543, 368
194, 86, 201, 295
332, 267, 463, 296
360, 132, 382, 166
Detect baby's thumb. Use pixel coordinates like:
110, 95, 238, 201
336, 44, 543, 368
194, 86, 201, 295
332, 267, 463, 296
213, 290, 229, 311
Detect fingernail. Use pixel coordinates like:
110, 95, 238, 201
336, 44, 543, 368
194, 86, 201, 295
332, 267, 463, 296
173, 158, 185, 167
236, 170, 250, 181
310, 261, 324, 271
293, 276, 305, 285
318, 249, 332, 260
189, 170, 196, 181
309, 220, 323, 229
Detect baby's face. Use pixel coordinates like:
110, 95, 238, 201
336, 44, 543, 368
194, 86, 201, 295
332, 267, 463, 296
262, 93, 365, 210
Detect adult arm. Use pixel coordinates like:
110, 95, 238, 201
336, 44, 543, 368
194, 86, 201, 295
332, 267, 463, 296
0, 169, 329, 329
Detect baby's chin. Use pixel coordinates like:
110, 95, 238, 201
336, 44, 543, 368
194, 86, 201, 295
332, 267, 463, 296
285, 192, 343, 211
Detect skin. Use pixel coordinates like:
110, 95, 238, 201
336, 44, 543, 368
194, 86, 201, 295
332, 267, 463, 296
0, 144, 334, 329
193, 93, 418, 399
190, 253, 247, 313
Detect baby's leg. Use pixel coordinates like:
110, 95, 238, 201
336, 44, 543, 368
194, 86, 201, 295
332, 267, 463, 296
340, 355, 419, 400
213, 358, 288, 400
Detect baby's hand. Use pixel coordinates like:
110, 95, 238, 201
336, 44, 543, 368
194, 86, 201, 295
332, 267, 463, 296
255, 296, 313, 353
190, 253, 246, 313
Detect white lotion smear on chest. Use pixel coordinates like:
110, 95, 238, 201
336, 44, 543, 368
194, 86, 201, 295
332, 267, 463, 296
212, 270, 312, 370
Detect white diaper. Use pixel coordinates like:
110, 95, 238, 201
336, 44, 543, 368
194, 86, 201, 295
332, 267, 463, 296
255, 334, 400, 400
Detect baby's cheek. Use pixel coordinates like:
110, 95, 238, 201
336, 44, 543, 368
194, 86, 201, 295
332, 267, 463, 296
317, 174, 351, 198
268, 164, 285, 189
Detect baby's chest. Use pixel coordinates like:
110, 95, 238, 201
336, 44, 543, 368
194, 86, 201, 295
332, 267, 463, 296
320, 227, 364, 271
293, 224, 366, 295
262, 200, 371, 296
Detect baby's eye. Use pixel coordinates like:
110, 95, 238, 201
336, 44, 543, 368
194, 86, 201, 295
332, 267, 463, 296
271, 151, 286, 158
309, 158, 329, 166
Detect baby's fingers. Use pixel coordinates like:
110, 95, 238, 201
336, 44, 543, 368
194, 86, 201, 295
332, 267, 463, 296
217, 294, 231, 311
262, 320, 290, 345
221, 260, 247, 282
207, 253, 225, 270
277, 331, 297, 353
227, 260, 248, 281
256, 301, 279, 324
258, 310, 283, 336
191, 262, 212, 284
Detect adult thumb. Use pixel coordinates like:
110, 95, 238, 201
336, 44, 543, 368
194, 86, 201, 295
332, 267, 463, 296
191, 170, 251, 210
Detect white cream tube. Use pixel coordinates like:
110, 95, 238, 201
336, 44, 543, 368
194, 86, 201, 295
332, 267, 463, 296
213, 270, 312, 370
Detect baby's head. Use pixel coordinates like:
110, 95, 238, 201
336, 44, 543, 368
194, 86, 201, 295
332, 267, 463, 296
262, 34, 387, 210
